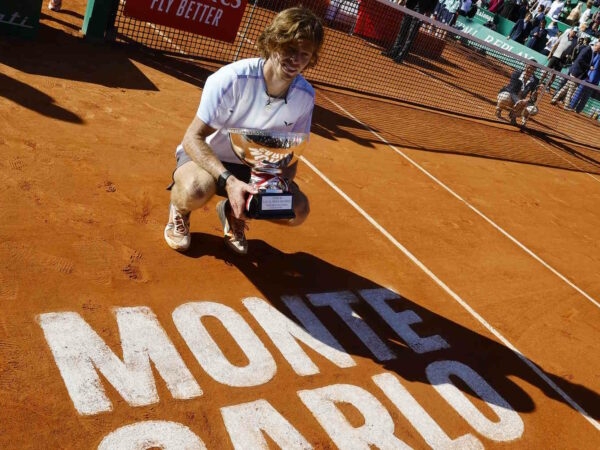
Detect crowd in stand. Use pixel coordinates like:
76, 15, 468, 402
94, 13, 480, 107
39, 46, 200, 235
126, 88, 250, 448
382, 0, 600, 120
424, 0, 600, 119
478, 0, 600, 121
489, 0, 600, 118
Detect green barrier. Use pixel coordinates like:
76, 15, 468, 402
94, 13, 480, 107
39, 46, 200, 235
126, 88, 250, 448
470, 8, 525, 36
0, 0, 43, 38
82, 0, 118, 42
456, 16, 548, 64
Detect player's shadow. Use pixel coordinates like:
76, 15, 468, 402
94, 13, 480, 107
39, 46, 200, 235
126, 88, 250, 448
186, 233, 599, 421
0, 23, 158, 121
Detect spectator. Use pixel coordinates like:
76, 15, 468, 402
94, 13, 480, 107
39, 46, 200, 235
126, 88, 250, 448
578, 22, 593, 40
459, 0, 473, 15
537, 0, 554, 13
541, 31, 561, 55
551, 37, 594, 106
496, 61, 540, 125
566, 1, 585, 25
442, 0, 462, 25
566, 39, 600, 112
499, 0, 519, 19
488, 0, 505, 14
540, 27, 579, 89
592, 8, 600, 29
526, 18, 548, 51
382, 0, 439, 64
509, 13, 534, 43
579, 1, 594, 26
547, 0, 566, 20
163, 7, 324, 254
514, 0, 529, 21
48, 0, 61, 11
532, 4, 547, 28
432, 0, 448, 21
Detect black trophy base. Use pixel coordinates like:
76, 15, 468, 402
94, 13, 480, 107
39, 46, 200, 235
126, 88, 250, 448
247, 193, 296, 220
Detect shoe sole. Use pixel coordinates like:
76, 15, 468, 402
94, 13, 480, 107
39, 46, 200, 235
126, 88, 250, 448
216, 201, 248, 255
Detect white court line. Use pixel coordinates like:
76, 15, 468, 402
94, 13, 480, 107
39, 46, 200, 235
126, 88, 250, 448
298, 95, 600, 431
148, 23, 186, 55
321, 95, 600, 311
526, 136, 600, 183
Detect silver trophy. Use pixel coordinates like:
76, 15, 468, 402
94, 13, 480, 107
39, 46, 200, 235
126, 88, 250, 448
227, 128, 308, 219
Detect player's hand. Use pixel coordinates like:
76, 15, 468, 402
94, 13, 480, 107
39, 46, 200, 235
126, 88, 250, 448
225, 177, 258, 220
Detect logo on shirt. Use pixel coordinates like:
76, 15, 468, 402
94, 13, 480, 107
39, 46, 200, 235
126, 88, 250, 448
284, 121, 294, 127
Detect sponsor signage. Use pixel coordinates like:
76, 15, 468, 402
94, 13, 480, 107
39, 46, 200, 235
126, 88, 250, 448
124, 0, 248, 43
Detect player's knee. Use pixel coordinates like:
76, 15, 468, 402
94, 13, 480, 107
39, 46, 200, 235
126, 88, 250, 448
172, 169, 215, 212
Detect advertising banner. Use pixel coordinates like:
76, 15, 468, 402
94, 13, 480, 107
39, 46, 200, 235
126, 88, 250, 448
0, 0, 43, 38
124, 0, 248, 43
456, 16, 548, 65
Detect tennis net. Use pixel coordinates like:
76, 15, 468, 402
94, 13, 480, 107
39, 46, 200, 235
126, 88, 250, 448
111, 0, 600, 149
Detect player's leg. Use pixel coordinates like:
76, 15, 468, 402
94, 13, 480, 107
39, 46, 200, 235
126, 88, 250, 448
496, 92, 514, 118
165, 160, 216, 251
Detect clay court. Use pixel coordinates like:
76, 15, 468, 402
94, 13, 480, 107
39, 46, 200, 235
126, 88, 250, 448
1, 1, 600, 448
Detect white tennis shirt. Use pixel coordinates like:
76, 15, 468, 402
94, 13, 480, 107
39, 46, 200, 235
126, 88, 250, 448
178, 57, 315, 164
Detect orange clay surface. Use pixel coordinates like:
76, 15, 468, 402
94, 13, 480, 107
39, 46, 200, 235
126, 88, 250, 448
1, 2, 600, 449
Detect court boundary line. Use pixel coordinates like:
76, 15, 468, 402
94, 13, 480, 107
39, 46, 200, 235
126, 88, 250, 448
299, 95, 600, 431
320, 94, 600, 311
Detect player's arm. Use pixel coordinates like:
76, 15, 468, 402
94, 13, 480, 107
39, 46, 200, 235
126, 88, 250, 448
182, 116, 257, 219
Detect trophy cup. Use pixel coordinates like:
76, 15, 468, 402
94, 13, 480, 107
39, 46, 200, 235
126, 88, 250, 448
227, 128, 308, 219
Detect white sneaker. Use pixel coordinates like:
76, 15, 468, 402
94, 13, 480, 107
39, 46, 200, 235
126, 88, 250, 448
216, 200, 248, 255
164, 204, 191, 251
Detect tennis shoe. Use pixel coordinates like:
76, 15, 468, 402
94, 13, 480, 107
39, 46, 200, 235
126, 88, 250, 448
164, 204, 191, 251
216, 200, 248, 255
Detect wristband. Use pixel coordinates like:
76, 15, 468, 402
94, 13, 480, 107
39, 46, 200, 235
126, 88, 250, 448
217, 170, 233, 190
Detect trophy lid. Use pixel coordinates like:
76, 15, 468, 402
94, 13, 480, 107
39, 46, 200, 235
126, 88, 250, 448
227, 128, 308, 171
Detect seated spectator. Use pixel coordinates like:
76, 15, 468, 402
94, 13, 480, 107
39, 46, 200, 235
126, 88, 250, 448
496, 62, 540, 125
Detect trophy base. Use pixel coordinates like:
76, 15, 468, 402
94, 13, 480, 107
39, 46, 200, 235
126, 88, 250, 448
247, 193, 296, 220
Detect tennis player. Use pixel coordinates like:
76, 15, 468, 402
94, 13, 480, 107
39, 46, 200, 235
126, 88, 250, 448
164, 7, 324, 254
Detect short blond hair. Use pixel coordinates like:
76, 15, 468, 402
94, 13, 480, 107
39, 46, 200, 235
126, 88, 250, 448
257, 7, 325, 69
